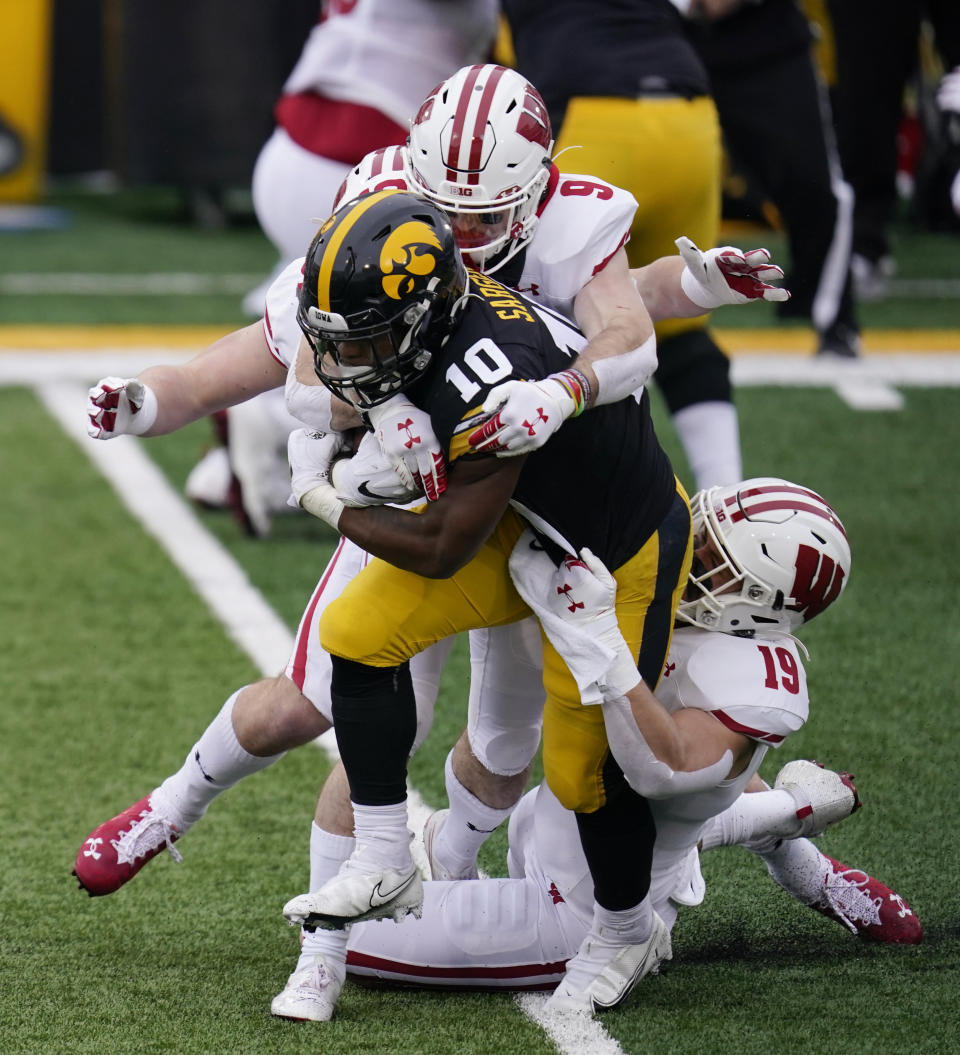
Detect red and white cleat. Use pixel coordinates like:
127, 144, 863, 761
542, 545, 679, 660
73, 795, 181, 897
811, 855, 923, 944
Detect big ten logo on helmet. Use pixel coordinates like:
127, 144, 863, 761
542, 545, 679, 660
517, 87, 551, 147
380, 222, 442, 300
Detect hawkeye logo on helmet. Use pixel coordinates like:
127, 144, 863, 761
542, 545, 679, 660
380, 221, 442, 300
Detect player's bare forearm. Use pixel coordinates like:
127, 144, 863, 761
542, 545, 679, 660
631, 257, 699, 321
626, 687, 749, 774
572, 249, 658, 404
138, 323, 285, 434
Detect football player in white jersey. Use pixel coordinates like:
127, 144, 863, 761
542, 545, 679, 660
74, 69, 787, 1022
328, 478, 921, 1014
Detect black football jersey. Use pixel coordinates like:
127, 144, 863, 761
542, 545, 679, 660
406, 271, 676, 570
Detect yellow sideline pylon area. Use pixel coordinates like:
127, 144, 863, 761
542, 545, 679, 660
0, 325, 959, 355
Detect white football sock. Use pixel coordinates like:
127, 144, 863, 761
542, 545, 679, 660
698, 788, 803, 853
672, 400, 742, 490
309, 822, 355, 890
288, 823, 354, 979
349, 800, 413, 872
758, 837, 830, 906
592, 896, 654, 944
151, 688, 285, 831
435, 750, 514, 877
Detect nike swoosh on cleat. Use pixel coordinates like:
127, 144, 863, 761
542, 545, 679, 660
369, 871, 417, 908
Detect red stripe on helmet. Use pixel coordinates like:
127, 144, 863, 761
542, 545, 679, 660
466, 64, 507, 184
446, 65, 484, 181
727, 482, 829, 505
729, 499, 847, 539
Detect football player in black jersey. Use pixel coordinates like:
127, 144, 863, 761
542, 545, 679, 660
283, 188, 691, 1011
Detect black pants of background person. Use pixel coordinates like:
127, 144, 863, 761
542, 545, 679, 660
688, 0, 860, 358
827, 0, 960, 276
708, 45, 859, 356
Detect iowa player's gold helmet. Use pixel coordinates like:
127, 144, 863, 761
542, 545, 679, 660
297, 189, 467, 409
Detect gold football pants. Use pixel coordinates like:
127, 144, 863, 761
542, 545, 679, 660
556, 94, 722, 343
320, 487, 692, 814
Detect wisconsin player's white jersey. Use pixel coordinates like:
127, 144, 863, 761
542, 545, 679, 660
513, 168, 636, 316
283, 0, 498, 127
341, 627, 812, 988
342, 150, 637, 320
261, 257, 340, 433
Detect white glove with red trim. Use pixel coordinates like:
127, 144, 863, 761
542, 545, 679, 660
87, 377, 158, 439
467, 370, 587, 456
366, 395, 446, 501
676, 235, 790, 309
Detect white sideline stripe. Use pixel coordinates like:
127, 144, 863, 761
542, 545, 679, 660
730, 354, 960, 385
37, 382, 433, 875
731, 353, 960, 410
39, 379, 615, 1055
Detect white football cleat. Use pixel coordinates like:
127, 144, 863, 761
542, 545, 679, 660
270, 957, 344, 1022
283, 864, 423, 931
774, 759, 860, 838
422, 809, 480, 881
545, 912, 671, 1014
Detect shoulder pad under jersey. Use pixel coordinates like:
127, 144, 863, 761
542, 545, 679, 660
527, 171, 637, 301
263, 258, 307, 369
672, 629, 809, 746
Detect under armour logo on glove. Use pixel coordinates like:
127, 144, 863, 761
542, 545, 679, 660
521, 408, 549, 436
397, 418, 420, 450
556, 580, 585, 613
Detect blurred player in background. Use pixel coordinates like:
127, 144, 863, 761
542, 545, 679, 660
186, 0, 498, 536
685, 0, 861, 358
501, 0, 743, 490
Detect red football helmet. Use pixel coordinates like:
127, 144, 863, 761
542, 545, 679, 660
404, 64, 554, 273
